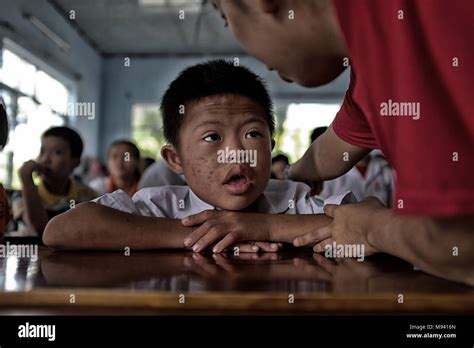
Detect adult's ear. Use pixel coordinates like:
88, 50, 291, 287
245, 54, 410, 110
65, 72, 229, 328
271, 138, 276, 150
161, 145, 184, 175
258, 0, 279, 14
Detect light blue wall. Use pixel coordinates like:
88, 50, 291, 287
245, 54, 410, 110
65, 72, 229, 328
100, 56, 349, 158
0, 0, 102, 157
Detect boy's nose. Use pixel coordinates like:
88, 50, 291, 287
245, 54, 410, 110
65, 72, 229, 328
226, 136, 245, 151
39, 154, 51, 164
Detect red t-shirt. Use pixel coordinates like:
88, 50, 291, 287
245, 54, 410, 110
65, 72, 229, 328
332, 0, 474, 216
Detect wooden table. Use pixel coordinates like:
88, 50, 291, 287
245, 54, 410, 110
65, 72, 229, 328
1, 246, 473, 315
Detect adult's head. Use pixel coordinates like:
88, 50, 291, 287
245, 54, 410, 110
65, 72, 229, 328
212, 0, 348, 87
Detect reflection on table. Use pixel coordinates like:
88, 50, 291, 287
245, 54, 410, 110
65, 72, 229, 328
1, 246, 473, 314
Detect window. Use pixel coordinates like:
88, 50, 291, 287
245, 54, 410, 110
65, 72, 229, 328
0, 47, 70, 189
275, 103, 341, 162
131, 104, 165, 159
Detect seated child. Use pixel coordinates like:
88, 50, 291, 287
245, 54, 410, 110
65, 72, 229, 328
90, 140, 141, 197
12, 127, 98, 236
43, 60, 353, 251
0, 102, 11, 240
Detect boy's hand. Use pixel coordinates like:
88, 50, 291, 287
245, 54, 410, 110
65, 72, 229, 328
293, 197, 383, 256
19, 160, 41, 181
232, 241, 283, 253
181, 210, 276, 253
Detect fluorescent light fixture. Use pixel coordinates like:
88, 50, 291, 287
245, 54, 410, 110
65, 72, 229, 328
24, 13, 71, 53
138, 0, 202, 13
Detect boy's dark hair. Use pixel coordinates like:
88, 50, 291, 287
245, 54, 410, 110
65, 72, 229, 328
108, 140, 141, 159
310, 126, 328, 143
0, 102, 8, 149
161, 60, 274, 146
272, 154, 289, 165
42, 126, 83, 159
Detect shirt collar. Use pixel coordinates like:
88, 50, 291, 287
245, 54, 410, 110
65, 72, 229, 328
186, 180, 292, 215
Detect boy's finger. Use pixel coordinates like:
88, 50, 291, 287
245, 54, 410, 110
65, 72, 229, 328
213, 233, 239, 254
293, 226, 331, 247
183, 224, 212, 248
313, 238, 334, 253
181, 210, 216, 226
233, 243, 259, 253
254, 242, 281, 252
193, 226, 226, 252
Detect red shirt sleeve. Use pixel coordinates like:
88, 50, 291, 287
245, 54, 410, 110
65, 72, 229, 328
332, 70, 379, 149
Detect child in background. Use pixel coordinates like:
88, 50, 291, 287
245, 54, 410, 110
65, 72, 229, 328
270, 154, 289, 180
90, 140, 141, 197
0, 102, 10, 240
44, 60, 354, 252
12, 127, 98, 236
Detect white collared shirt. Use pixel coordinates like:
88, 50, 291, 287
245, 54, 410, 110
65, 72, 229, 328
93, 179, 355, 218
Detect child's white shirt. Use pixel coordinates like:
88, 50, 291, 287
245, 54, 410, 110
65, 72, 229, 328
93, 179, 355, 218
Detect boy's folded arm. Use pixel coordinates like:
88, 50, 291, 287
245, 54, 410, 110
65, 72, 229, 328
43, 202, 193, 251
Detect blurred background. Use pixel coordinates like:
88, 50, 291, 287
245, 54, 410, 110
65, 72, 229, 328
0, 0, 349, 189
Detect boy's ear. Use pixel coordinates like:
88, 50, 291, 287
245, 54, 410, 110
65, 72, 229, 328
271, 138, 275, 150
161, 145, 184, 175
71, 158, 80, 170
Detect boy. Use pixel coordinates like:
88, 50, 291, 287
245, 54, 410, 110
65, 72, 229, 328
90, 140, 141, 196
43, 61, 353, 252
12, 127, 98, 236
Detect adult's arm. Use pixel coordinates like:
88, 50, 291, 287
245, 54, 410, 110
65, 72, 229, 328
369, 210, 474, 285
296, 198, 474, 286
289, 124, 371, 182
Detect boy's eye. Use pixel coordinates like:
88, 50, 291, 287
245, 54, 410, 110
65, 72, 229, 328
203, 133, 221, 142
245, 130, 262, 139
55, 150, 63, 155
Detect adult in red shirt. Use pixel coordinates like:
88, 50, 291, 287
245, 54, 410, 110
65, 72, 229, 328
209, 0, 473, 284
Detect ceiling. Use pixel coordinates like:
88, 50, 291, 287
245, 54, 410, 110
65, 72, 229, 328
50, 0, 245, 56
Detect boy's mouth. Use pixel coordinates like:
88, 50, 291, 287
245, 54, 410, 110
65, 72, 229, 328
222, 165, 253, 195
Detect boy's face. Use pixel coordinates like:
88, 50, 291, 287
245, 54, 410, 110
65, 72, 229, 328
162, 94, 273, 211
107, 144, 139, 179
38, 136, 79, 182
272, 160, 287, 180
